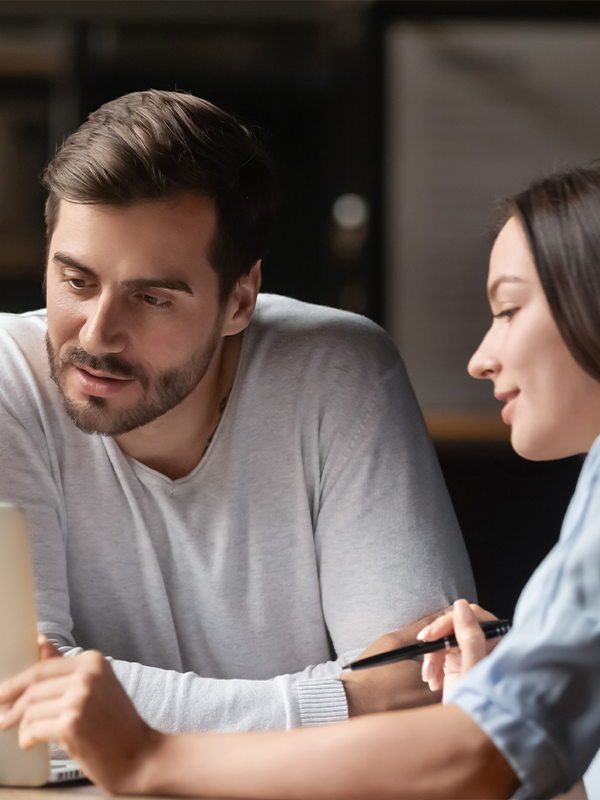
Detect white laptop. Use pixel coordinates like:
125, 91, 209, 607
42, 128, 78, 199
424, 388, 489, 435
0, 502, 87, 785
48, 759, 86, 783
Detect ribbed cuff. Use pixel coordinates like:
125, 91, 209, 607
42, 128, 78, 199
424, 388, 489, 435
296, 676, 349, 727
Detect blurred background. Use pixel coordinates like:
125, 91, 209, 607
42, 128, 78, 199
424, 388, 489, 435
0, 0, 595, 618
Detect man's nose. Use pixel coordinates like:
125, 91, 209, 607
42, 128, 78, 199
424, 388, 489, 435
78, 293, 127, 356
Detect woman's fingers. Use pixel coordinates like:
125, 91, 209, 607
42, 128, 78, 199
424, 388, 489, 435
0, 657, 78, 707
18, 696, 75, 749
0, 674, 73, 730
19, 711, 76, 752
453, 599, 487, 674
421, 600, 496, 696
422, 651, 446, 691
417, 601, 497, 642
0, 648, 160, 795
417, 610, 455, 642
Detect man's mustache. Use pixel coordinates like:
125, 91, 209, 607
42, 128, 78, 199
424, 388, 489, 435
63, 347, 149, 389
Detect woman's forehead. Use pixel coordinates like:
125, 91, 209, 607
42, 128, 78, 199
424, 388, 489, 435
488, 217, 538, 295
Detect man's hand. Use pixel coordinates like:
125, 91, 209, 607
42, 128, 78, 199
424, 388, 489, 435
0, 649, 163, 795
341, 611, 449, 716
37, 633, 61, 661
419, 599, 499, 699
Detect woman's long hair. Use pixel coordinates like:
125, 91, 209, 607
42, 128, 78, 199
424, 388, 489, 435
504, 163, 600, 382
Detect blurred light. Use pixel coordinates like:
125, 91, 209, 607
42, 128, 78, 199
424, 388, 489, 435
332, 193, 369, 231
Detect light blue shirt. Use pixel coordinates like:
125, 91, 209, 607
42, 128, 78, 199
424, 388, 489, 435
449, 436, 600, 799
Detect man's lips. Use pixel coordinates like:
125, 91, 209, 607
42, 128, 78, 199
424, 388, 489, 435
72, 365, 136, 398
495, 390, 519, 424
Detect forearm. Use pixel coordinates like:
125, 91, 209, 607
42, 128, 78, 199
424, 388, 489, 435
341, 614, 448, 717
133, 704, 518, 800
344, 659, 441, 716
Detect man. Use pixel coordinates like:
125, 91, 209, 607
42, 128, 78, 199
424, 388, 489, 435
0, 89, 475, 734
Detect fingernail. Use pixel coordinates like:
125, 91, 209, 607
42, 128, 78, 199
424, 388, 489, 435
417, 625, 431, 641
421, 659, 431, 682
455, 600, 475, 624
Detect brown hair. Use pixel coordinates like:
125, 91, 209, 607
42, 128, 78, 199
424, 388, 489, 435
42, 90, 278, 300
503, 162, 600, 382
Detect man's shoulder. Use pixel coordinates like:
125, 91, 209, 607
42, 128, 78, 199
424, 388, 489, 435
0, 308, 48, 340
0, 309, 50, 384
252, 295, 399, 367
254, 294, 383, 334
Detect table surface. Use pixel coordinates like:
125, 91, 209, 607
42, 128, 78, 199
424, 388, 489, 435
0, 782, 150, 799
0, 778, 590, 800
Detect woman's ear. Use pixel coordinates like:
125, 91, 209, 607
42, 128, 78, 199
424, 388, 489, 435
222, 261, 262, 336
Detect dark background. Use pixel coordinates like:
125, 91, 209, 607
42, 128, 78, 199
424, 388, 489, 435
0, 0, 594, 620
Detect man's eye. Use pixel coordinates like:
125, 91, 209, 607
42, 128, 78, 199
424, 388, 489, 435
67, 278, 89, 289
142, 294, 170, 308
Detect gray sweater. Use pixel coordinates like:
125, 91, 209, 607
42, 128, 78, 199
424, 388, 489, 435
0, 295, 475, 733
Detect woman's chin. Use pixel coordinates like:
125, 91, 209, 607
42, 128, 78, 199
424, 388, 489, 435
511, 428, 584, 461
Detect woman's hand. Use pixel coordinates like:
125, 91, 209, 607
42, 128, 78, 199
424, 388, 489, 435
0, 646, 163, 795
418, 599, 500, 699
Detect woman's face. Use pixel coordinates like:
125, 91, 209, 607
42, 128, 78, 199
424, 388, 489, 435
468, 217, 600, 460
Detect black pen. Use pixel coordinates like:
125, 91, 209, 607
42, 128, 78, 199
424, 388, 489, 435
341, 619, 512, 672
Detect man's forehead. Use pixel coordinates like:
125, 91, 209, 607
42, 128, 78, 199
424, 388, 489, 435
50, 195, 217, 254
48, 197, 219, 290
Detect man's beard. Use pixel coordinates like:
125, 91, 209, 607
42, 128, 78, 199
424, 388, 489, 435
46, 321, 224, 437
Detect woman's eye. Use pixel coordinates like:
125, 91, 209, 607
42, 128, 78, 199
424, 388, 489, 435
493, 307, 518, 320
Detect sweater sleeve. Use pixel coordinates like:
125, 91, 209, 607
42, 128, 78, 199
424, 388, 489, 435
106, 658, 349, 733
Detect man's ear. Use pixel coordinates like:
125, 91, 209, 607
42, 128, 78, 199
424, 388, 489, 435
222, 261, 262, 336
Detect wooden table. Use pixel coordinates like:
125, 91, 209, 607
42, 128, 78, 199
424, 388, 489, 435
0, 779, 590, 799
0, 784, 149, 799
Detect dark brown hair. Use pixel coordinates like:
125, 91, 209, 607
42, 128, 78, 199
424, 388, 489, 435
42, 89, 278, 300
503, 162, 600, 382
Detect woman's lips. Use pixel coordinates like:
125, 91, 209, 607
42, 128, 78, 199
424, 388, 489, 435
73, 366, 136, 398
496, 390, 520, 425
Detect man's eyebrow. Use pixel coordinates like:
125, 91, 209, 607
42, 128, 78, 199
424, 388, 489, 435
488, 275, 527, 300
51, 252, 194, 296
52, 252, 98, 278
122, 278, 194, 296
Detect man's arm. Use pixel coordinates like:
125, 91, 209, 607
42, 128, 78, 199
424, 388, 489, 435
315, 357, 477, 718
99, 622, 442, 735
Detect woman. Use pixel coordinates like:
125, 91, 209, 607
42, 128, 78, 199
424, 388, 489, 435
2, 162, 600, 798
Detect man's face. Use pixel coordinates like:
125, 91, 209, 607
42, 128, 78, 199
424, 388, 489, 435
45, 194, 226, 436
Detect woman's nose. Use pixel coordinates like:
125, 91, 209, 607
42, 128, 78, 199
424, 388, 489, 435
468, 330, 499, 380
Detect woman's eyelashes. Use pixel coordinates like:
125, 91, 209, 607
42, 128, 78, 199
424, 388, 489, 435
492, 307, 518, 320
